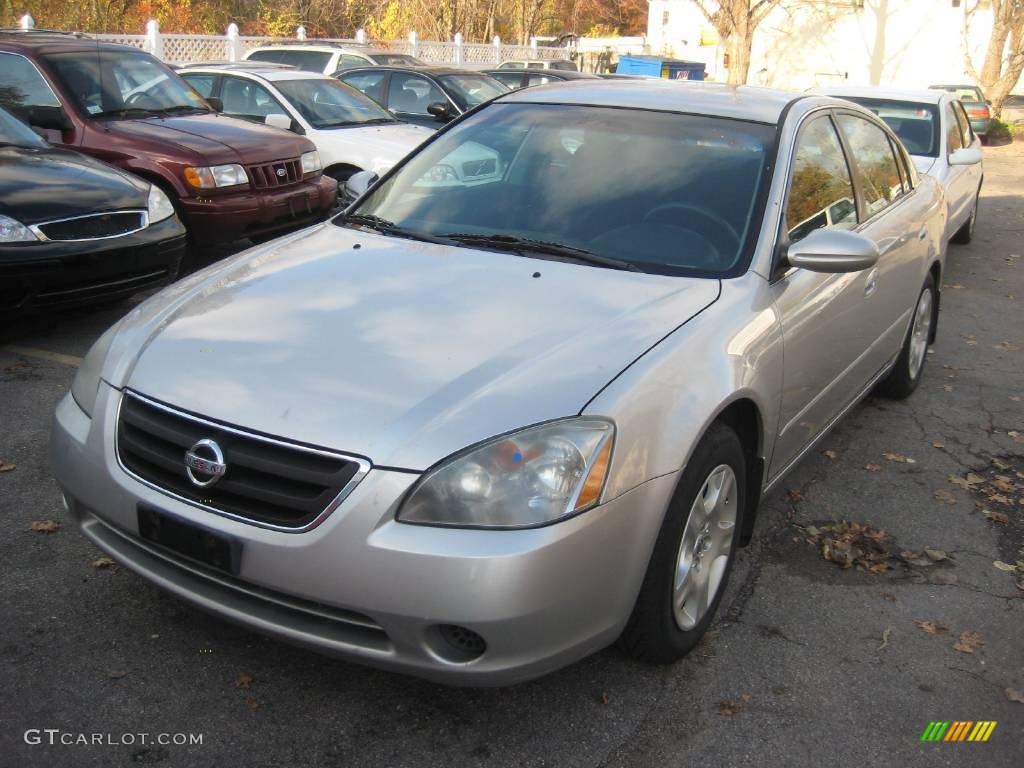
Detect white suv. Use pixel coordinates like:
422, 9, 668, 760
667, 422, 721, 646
244, 45, 425, 75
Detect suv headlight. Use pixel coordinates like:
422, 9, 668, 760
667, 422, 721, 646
147, 184, 175, 223
183, 163, 248, 189
397, 419, 614, 529
70, 323, 119, 417
301, 150, 321, 175
0, 214, 39, 243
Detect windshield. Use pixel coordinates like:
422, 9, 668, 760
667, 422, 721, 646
0, 106, 46, 147
348, 103, 774, 276
439, 74, 508, 109
934, 85, 984, 103
44, 51, 210, 118
274, 78, 395, 127
841, 97, 939, 157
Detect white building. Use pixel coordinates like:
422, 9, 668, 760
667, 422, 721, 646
646, 0, 1020, 91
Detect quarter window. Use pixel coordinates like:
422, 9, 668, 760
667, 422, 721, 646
837, 114, 905, 216
785, 116, 859, 243
0, 53, 61, 122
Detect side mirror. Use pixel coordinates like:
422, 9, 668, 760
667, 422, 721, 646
427, 101, 453, 121
948, 146, 983, 166
29, 106, 71, 132
264, 113, 292, 131
786, 228, 879, 273
206, 96, 223, 112
344, 170, 378, 203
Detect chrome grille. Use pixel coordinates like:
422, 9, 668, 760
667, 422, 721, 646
247, 159, 303, 189
35, 211, 146, 241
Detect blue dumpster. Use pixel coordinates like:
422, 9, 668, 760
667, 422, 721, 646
615, 56, 706, 80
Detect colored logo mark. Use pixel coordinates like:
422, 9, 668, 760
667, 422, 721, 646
921, 721, 997, 742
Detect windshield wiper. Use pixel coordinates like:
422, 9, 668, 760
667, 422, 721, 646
154, 105, 210, 116
342, 214, 453, 245
441, 233, 644, 272
92, 107, 161, 119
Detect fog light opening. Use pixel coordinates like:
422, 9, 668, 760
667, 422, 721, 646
426, 624, 487, 664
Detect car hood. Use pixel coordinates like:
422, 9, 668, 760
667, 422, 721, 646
104, 114, 314, 165
0, 145, 148, 225
315, 122, 432, 172
109, 224, 719, 470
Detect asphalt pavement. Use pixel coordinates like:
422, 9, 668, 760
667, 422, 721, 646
1, 146, 1021, 768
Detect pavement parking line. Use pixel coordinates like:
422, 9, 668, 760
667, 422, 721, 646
1, 345, 82, 368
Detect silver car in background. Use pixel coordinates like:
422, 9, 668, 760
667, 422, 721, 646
51, 82, 947, 685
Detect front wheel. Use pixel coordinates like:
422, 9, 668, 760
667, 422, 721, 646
875, 273, 936, 399
619, 423, 745, 663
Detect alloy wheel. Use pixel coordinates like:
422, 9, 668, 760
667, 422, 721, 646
908, 287, 933, 380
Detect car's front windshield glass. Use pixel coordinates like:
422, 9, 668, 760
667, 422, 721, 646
843, 98, 940, 157
45, 51, 210, 118
347, 103, 774, 276
275, 78, 395, 127
0, 106, 46, 147
438, 74, 507, 109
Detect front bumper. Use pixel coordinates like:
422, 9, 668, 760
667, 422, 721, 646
0, 216, 186, 312
179, 176, 337, 244
51, 384, 674, 685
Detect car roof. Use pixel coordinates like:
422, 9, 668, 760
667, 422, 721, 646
485, 69, 598, 80
182, 65, 331, 83
340, 65, 484, 77
808, 85, 945, 105
247, 43, 367, 53
498, 81, 802, 124
183, 61, 297, 71
0, 31, 151, 56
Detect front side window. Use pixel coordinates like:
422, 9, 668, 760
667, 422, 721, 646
439, 74, 507, 109
45, 51, 208, 118
953, 101, 974, 147
840, 97, 939, 157
274, 78, 395, 128
837, 114, 905, 217
386, 73, 447, 115
219, 77, 284, 120
0, 52, 61, 121
491, 72, 525, 89
347, 103, 774, 276
785, 115, 858, 243
181, 74, 215, 98
340, 71, 387, 104
943, 102, 964, 152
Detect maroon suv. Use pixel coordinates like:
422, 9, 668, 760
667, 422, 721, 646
0, 32, 337, 245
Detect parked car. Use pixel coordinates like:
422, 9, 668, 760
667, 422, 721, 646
244, 44, 425, 74
336, 66, 508, 129
0, 106, 186, 312
1001, 93, 1024, 126
0, 31, 337, 246
484, 68, 600, 90
811, 86, 983, 244
53, 81, 948, 685
929, 83, 992, 140
179, 64, 433, 190
497, 59, 578, 71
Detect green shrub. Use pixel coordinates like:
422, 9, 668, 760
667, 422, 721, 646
987, 119, 1013, 143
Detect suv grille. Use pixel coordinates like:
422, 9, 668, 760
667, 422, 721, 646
116, 391, 369, 530
37, 211, 145, 241
248, 159, 303, 189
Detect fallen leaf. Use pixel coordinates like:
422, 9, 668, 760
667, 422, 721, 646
868, 562, 891, 573
864, 463, 882, 472
741, 693, 752, 702
943, 384, 954, 392
92, 556, 115, 569
932, 442, 945, 449
930, 571, 959, 585
0, 462, 15, 473
934, 489, 957, 504
988, 493, 1013, 505
949, 473, 985, 489
901, 550, 936, 568
30, 520, 61, 533
991, 477, 1015, 493
822, 449, 838, 461
880, 592, 897, 602
718, 699, 747, 716
993, 459, 1010, 471
1017, 576, 1024, 592
914, 620, 949, 635
246, 698, 260, 711
804, 525, 820, 537
993, 561, 1017, 572
953, 631, 984, 655
108, 670, 127, 679
786, 488, 803, 503
1008, 431, 1024, 444
983, 510, 1009, 524
235, 672, 254, 690
879, 625, 893, 650
945, 283, 965, 289
1006, 688, 1024, 704
601, 692, 610, 705
883, 452, 916, 464
925, 548, 948, 562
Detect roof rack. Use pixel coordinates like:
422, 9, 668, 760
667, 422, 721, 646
0, 27, 92, 38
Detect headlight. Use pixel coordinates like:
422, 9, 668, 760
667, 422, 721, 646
70, 323, 119, 417
146, 184, 175, 223
183, 163, 248, 189
301, 150, 321, 175
397, 419, 614, 529
0, 214, 39, 243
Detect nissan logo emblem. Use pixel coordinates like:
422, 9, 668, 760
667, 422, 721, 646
184, 439, 227, 488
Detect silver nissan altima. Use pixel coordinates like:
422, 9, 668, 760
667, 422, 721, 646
51, 81, 947, 685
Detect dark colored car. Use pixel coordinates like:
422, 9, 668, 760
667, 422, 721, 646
335, 66, 508, 129
929, 83, 992, 140
0, 31, 337, 246
0, 106, 186, 312
485, 68, 600, 90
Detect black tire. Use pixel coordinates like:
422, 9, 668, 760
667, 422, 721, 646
951, 192, 979, 245
875, 273, 936, 400
619, 423, 746, 663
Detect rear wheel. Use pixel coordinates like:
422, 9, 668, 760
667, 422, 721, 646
875, 273, 935, 399
619, 423, 745, 663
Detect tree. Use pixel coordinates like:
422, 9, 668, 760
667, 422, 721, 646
963, 0, 1024, 118
693, 0, 785, 85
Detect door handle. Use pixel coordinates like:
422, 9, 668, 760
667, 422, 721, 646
918, 228, 928, 240
864, 267, 879, 297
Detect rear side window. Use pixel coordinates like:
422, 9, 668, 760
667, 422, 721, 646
0, 52, 61, 120
837, 114, 905, 217
182, 74, 215, 98
785, 115, 859, 243
276, 50, 332, 73
341, 71, 388, 103
246, 50, 284, 64
336, 54, 369, 71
